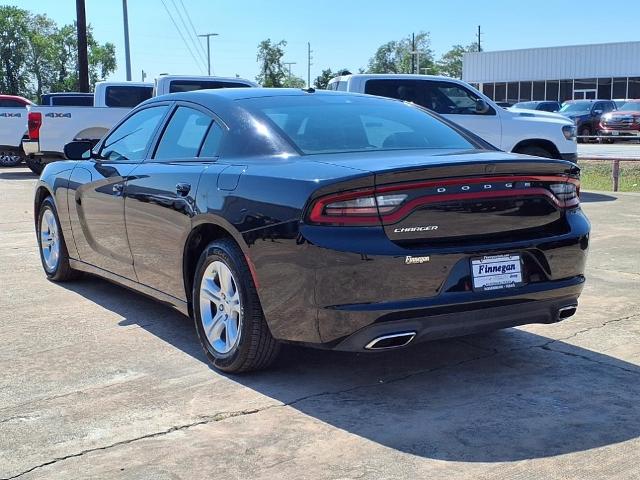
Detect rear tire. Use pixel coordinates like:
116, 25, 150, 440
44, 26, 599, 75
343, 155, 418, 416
192, 238, 280, 373
36, 196, 80, 281
515, 145, 555, 159
26, 157, 45, 175
0, 150, 24, 167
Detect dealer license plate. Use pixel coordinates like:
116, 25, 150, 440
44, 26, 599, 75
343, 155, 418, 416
471, 254, 524, 291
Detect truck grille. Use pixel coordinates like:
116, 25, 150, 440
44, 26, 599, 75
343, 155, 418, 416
602, 116, 635, 130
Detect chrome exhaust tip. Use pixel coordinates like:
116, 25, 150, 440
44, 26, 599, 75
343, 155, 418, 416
557, 304, 578, 320
365, 332, 417, 350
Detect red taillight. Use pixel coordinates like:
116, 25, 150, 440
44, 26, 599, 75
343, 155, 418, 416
309, 189, 407, 225
28, 112, 42, 140
308, 176, 580, 226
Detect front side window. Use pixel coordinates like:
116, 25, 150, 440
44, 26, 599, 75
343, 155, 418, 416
100, 105, 169, 162
154, 106, 213, 160
240, 94, 477, 155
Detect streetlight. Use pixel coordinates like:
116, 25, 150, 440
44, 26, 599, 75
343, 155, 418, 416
198, 33, 219, 76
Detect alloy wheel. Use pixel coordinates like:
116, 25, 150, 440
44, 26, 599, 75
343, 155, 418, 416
199, 260, 243, 354
40, 208, 60, 272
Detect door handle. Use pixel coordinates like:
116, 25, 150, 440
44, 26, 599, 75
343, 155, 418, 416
112, 183, 124, 194
176, 182, 191, 196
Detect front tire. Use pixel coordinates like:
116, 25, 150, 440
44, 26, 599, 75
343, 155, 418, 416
36, 197, 79, 281
515, 145, 554, 159
193, 239, 280, 373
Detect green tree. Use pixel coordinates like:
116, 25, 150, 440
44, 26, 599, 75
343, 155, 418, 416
367, 32, 436, 75
25, 14, 58, 97
282, 75, 306, 88
0, 6, 31, 95
314, 68, 334, 89
256, 39, 287, 87
436, 43, 479, 79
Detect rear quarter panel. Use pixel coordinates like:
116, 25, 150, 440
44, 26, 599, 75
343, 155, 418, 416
0, 108, 28, 148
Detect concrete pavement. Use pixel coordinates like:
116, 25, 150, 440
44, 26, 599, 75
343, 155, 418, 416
0, 167, 638, 479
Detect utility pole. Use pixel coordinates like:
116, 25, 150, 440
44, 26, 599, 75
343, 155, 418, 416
122, 0, 132, 81
198, 33, 219, 75
283, 62, 296, 77
476, 25, 482, 52
410, 50, 421, 75
307, 42, 312, 88
411, 32, 415, 74
76, 0, 89, 92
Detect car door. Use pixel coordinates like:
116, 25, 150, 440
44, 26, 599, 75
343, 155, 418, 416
124, 103, 226, 300
67, 104, 170, 279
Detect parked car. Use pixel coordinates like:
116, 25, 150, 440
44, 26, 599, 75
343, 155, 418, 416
40, 92, 94, 106
35, 89, 590, 373
0, 94, 33, 166
613, 99, 629, 109
327, 74, 577, 161
599, 100, 640, 141
23, 76, 257, 174
559, 100, 616, 142
512, 101, 561, 112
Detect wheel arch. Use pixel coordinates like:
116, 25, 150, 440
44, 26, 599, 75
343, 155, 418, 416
34, 184, 54, 224
182, 216, 252, 316
512, 139, 561, 159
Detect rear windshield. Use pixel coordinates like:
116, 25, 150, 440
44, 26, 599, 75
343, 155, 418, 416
238, 94, 476, 155
169, 80, 252, 93
105, 86, 153, 108
50, 95, 94, 106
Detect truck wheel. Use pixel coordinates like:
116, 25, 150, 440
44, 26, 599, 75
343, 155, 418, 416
515, 145, 554, 159
36, 196, 80, 281
26, 157, 45, 175
192, 238, 280, 373
0, 150, 24, 167
578, 127, 592, 144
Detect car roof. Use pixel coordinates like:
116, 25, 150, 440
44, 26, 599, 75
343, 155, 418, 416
564, 99, 611, 103
152, 87, 373, 104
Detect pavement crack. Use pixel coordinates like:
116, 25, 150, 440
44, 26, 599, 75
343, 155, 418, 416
3, 346, 500, 479
539, 344, 640, 376
2, 408, 264, 480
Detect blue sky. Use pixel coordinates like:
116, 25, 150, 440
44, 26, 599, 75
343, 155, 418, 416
5, 0, 637, 84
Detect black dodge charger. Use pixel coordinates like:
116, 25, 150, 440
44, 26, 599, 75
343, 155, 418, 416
34, 88, 590, 373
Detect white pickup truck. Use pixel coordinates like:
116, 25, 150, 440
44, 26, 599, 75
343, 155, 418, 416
0, 95, 33, 166
23, 75, 257, 173
327, 74, 577, 161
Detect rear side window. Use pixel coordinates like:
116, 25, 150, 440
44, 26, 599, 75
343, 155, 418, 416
105, 86, 153, 108
365, 79, 492, 116
336, 81, 348, 91
199, 123, 224, 157
154, 106, 213, 160
168, 80, 252, 93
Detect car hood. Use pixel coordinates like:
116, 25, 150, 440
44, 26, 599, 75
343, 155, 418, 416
606, 110, 640, 117
505, 108, 573, 125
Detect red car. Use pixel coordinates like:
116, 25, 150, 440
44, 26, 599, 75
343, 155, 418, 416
599, 100, 640, 141
0, 94, 32, 108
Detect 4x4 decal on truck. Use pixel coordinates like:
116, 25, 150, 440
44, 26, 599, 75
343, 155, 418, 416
45, 112, 72, 118
0, 112, 21, 118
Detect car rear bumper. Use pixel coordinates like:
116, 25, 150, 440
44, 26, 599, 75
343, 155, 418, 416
331, 276, 583, 351
22, 139, 40, 156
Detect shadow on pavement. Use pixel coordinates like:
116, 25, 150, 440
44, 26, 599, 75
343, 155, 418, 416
0, 169, 36, 180
580, 191, 617, 203
62, 275, 640, 463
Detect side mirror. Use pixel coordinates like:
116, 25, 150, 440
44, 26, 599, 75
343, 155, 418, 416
593, 109, 603, 116
475, 99, 490, 114
63, 140, 94, 160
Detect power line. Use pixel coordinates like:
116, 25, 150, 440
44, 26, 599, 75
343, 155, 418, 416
159, 0, 205, 73
168, 0, 207, 66
177, 0, 208, 59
